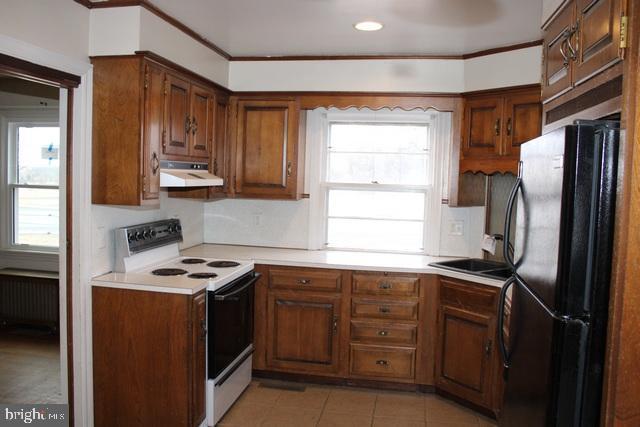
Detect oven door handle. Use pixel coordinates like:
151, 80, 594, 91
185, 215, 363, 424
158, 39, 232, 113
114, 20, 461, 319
214, 273, 261, 301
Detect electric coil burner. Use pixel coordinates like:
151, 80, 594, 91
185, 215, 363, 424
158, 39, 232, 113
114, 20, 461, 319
188, 272, 219, 279
207, 261, 241, 268
151, 268, 188, 276
182, 258, 207, 264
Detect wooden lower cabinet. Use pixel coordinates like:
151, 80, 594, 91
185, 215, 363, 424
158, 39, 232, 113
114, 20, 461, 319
266, 291, 342, 375
92, 287, 206, 427
436, 277, 503, 414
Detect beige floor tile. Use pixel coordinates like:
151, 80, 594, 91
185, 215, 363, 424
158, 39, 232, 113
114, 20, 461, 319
318, 411, 373, 427
218, 401, 272, 426
424, 396, 480, 424
240, 383, 284, 405
374, 392, 426, 421
261, 406, 321, 427
275, 386, 331, 413
372, 417, 427, 427
324, 389, 377, 416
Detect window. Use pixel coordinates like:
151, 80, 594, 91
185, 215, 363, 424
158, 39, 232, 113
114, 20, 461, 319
316, 110, 448, 254
7, 124, 60, 249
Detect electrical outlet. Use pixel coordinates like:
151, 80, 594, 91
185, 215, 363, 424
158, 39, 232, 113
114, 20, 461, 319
95, 226, 106, 249
449, 220, 464, 236
253, 214, 263, 226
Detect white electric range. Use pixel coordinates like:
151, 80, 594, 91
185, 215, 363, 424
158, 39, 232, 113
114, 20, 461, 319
92, 219, 257, 426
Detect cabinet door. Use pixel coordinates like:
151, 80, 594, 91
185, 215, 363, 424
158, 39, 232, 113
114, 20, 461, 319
542, 2, 575, 101
210, 96, 229, 197
189, 84, 214, 159
502, 91, 542, 159
574, 0, 623, 84
462, 97, 503, 159
266, 292, 341, 374
191, 292, 206, 427
436, 305, 496, 408
163, 74, 191, 157
234, 99, 301, 198
142, 61, 164, 201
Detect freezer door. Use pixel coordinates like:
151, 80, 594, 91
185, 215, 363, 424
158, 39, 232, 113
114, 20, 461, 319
500, 281, 589, 427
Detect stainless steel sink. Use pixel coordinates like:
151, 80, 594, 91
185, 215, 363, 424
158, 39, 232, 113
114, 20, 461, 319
429, 258, 513, 281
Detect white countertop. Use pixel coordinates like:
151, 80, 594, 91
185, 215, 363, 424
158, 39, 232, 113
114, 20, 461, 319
182, 244, 507, 288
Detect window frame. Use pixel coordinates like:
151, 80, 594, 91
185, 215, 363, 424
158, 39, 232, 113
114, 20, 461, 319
4, 119, 61, 252
311, 109, 450, 255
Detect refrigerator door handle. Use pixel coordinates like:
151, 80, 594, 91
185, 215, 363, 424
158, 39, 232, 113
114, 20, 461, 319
504, 168, 522, 270
498, 276, 516, 369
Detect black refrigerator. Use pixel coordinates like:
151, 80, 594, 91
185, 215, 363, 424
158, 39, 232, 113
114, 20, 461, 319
498, 121, 619, 427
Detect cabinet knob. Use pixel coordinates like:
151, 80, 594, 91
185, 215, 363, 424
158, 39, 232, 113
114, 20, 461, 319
200, 319, 207, 340
297, 279, 311, 285
333, 316, 339, 334
191, 117, 198, 135
494, 118, 501, 136
378, 330, 389, 337
378, 282, 392, 290
379, 306, 391, 314
506, 118, 512, 136
376, 359, 389, 367
286, 161, 292, 177
151, 152, 159, 175
185, 115, 192, 134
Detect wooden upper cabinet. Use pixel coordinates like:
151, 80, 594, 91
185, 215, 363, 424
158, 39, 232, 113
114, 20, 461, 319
92, 56, 164, 206
164, 74, 191, 157
189, 85, 215, 159
460, 86, 541, 174
542, 1, 576, 101
574, 0, 624, 84
232, 98, 306, 199
266, 292, 341, 375
210, 95, 230, 196
541, 0, 625, 103
463, 97, 503, 159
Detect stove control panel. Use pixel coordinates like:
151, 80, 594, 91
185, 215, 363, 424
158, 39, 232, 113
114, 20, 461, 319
115, 219, 183, 257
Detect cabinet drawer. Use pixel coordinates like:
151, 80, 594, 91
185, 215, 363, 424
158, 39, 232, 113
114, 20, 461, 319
440, 279, 497, 313
269, 268, 342, 292
350, 320, 417, 346
350, 344, 415, 380
352, 274, 419, 297
352, 299, 419, 321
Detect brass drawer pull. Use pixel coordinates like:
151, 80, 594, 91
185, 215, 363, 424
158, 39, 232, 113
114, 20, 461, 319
378, 282, 392, 290
297, 279, 311, 285
379, 306, 391, 314
378, 330, 389, 337
376, 359, 389, 367
494, 118, 501, 136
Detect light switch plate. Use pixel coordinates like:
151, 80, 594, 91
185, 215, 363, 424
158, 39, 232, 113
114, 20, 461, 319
449, 220, 464, 236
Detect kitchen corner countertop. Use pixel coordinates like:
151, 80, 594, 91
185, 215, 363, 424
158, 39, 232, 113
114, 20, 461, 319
182, 244, 506, 288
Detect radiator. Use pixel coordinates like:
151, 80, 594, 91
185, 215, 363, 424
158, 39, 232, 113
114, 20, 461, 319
0, 271, 59, 331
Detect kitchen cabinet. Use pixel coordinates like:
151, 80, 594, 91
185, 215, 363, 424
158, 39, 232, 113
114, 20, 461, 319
92, 56, 164, 206
435, 277, 503, 414
92, 52, 229, 206
92, 287, 206, 427
542, 0, 626, 102
460, 87, 541, 174
231, 97, 306, 199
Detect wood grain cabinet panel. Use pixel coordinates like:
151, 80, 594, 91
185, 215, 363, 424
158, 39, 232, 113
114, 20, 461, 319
503, 93, 543, 159
266, 292, 341, 374
462, 97, 503, 159
350, 320, 417, 346
350, 344, 415, 381
142, 62, 164, 201
269, 268, 342, 292
352, 273, 419, 297
164, 74, 191, 157
542, 2, 576, 101
189, 84, 215, 159
232, 98, 306, 199
92, 288, 206, 427
352, 298, 419, 321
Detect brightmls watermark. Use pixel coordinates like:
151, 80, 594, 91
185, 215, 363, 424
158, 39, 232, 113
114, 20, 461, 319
0, 405, 67, 426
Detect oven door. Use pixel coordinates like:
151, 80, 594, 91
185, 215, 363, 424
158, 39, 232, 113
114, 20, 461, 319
208, 272, 259, 382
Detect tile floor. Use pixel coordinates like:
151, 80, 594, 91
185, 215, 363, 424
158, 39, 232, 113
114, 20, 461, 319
219, 380, 498, 427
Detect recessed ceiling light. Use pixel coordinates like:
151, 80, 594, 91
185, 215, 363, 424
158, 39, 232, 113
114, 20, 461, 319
354, 21, 384, 32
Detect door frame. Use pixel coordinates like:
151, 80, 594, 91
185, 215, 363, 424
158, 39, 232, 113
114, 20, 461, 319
0, 49, 85, 425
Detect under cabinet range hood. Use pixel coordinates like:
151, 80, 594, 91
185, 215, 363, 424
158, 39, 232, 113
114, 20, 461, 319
159, 160, 223, 187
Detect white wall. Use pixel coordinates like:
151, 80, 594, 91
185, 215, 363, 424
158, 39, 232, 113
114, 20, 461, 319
91, 192, 205, 277
542, 0, 567, 26
89, 6, 230, 87
0, 0, 89, 64
229, 47, 542, 93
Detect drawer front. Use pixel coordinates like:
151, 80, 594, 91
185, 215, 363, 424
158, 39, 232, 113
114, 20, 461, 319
440, 278, 497, 313
352, 299, 419, 321
350, 320, 417, 346
350, 344, 415, 380
269, 268, 342, 292
352, 274, 419, 297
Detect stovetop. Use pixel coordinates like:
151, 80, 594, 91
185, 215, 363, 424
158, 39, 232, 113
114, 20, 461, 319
93, 256, 254, 293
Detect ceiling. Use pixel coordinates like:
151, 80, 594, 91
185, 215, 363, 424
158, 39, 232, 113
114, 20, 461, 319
147, 0, 543, 57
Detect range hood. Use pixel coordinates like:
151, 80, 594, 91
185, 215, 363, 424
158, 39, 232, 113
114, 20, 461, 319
159, 160, 223, 187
